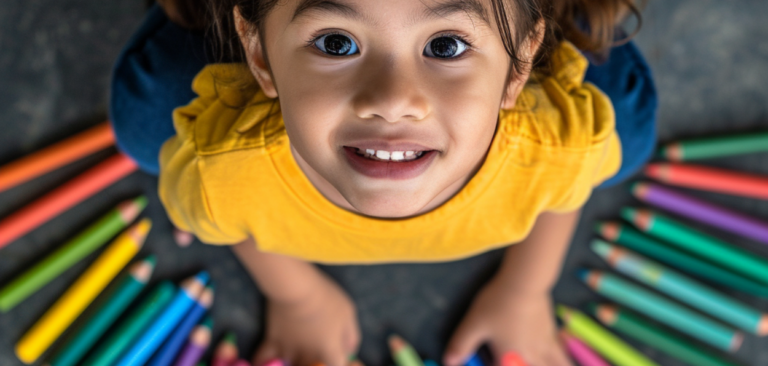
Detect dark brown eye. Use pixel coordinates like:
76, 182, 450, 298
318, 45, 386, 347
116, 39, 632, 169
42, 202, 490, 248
424, 36, 468, 58
314, 33, 359, 56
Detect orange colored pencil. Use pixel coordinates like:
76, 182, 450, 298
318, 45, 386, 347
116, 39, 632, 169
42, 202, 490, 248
645, 163, 768, 200
0, 122, 114, 193
0, 154, 137, 249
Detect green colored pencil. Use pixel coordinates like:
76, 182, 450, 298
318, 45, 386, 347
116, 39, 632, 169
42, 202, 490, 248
556, 305, 659, 366
580, 269, 743, 352
590, 303, 742, 366
388, 335, 424, 366
659, 132, 768, 161
594, 221, 768, 297
81, 281, 176, 366
591, 240, 768, 335
0, 196, 147, 312
622, 208, 768, 286
45, 256, 155, 366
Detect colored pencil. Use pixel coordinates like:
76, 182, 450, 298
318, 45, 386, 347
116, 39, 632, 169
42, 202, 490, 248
81, 281, 177, 366
260, 359, 284, 366
424, 360, 440, 366
464, 353, 485, 366
592, 239, 768, 334
212, 332, 238, 366
388, 335, 424, 366
14, 219, 150, 364
622, 207, 768, 285
556, 305, 659, 366
0, 153, 138, 250
16, 219, 152, 364
172, 317, 213, 366
580, 269, 743, 352
645, 163, 768, 200
658, 132, 768, 161
594, 221, 768, 296
500, 353, 526, 366
558, 330, 610, 366
591, 304, 742, 366
45, 256, 155, 366
0, 196, 147, 312
0, 122, 114, 193
116, 271, 210, 366
632, 182, 768, 244
149, 285, 215, 366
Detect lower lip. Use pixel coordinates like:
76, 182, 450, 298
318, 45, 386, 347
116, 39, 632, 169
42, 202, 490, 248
342, 147, 438, 180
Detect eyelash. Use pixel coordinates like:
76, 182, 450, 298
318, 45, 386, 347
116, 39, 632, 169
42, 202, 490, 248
305, 30, 476, 59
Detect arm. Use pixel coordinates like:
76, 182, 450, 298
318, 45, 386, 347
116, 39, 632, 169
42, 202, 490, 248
495, 210, 580, 296
231, 238, 361, 366
444, 210, 580, 366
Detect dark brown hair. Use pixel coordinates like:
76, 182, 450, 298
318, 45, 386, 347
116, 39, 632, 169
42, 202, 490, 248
199, 0, 641, 77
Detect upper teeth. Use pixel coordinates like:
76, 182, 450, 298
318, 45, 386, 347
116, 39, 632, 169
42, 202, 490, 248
357, 148, 423, 161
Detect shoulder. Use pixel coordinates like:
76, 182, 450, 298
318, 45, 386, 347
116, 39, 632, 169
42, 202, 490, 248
173, 63, 286, 156
499, 41, 615, 151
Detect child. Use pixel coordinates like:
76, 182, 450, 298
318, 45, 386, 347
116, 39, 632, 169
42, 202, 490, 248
111, 0, 657, 365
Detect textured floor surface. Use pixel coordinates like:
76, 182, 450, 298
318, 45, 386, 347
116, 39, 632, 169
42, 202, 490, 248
1, 1, 768, 365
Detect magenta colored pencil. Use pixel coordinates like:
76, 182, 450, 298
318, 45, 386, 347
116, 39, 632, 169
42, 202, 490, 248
633, 182, 768, 244
560, 331, 611, 366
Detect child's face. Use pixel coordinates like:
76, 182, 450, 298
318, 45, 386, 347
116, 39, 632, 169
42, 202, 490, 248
238, 0, 536, 218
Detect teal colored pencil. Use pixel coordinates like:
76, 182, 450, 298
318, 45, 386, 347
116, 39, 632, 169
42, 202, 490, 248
622, 208, 768, 286
45, 257, 155, 366
81, 281, 177, 366
591, 240, 768, 335
579, 269, 743, 353
595, 221, 768, 297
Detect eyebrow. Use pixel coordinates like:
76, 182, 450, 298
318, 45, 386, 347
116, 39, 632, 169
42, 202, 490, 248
291, 0, 491, 27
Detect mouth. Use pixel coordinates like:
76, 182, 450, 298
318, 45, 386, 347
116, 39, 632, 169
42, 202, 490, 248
341, 146, 438, 180
348, 147, 430, 162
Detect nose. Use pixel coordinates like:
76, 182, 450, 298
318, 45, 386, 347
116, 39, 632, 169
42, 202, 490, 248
352, 55, 430, 123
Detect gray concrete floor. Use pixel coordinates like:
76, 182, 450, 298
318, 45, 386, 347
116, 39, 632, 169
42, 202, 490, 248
1, 1, 768, 365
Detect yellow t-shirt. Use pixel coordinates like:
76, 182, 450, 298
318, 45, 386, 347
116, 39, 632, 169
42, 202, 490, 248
158, 41, 621, 264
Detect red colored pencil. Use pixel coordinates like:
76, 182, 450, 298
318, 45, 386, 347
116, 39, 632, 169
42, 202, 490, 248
0, 154, 137, 249
646, 163, 768, 200
0, 122, 114, 193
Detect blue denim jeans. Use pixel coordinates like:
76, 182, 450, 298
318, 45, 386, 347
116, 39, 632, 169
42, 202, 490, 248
111, 5, 657, 188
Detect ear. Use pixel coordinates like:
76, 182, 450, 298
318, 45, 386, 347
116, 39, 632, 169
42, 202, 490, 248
500, 20, 546, 110
234, 6, 278, 98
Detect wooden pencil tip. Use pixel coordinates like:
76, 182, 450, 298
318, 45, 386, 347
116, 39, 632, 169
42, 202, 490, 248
594, 304, 618, 325
130, 255, 156, 282
117, 196, 148, 222
555, 304, 571, 322
630, 182, 650, 198
127, 218, 152, 246
388, 334, 406, 352
595, 221, 621, 241
757, 314, 768, 336
199, 285, 215, 308
224, 332, 237, 345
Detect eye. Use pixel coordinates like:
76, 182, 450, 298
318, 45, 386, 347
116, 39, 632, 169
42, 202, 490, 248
313, 33, 359, 56
424, 36, 470, 59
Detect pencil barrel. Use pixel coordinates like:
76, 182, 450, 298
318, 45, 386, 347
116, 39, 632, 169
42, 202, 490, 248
646, 163, 768, 199
662, 132, 768, 161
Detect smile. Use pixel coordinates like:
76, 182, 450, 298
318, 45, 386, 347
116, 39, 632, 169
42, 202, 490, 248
342, 146, 438, 180
351, 147, 427, 162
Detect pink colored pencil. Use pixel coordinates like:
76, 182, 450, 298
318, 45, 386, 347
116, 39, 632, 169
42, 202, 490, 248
633, 182, 768, 245
560, 330, 611, 366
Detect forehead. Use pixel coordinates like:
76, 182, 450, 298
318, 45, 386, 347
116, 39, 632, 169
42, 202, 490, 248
289, 0, 492, 27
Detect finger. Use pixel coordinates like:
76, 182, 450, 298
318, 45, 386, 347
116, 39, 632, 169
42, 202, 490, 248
443, 322, 486, 366
173, 227, 194, 247
342, 324, 361, 357
252, 343, 280, 366
550, 335, 574, 366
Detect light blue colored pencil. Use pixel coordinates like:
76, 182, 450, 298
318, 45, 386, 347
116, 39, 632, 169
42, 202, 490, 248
148, 285, 214, 366
115, 271, 209, 366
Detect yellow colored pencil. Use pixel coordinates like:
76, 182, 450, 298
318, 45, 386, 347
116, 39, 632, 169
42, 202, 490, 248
15, 219, 151, 364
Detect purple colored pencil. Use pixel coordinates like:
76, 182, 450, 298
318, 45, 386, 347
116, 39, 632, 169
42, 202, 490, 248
172, 317, 212, 366
633, 182, 768, 244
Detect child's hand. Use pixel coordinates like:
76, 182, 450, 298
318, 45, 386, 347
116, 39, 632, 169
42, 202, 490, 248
252, 273, 361, 366
443, 279, 573, 366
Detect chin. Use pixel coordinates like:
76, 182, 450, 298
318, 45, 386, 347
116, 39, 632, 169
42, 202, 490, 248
346, 193, 430, 219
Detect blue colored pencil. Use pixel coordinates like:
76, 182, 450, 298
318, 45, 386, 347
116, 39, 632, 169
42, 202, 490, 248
148, 285, 214, 366
464, 353, 485, 366
115, 271, 210, 366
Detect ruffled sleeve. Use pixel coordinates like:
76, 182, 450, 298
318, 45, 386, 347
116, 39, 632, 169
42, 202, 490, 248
157, 65, 253, 245
501, 41, 622, 213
